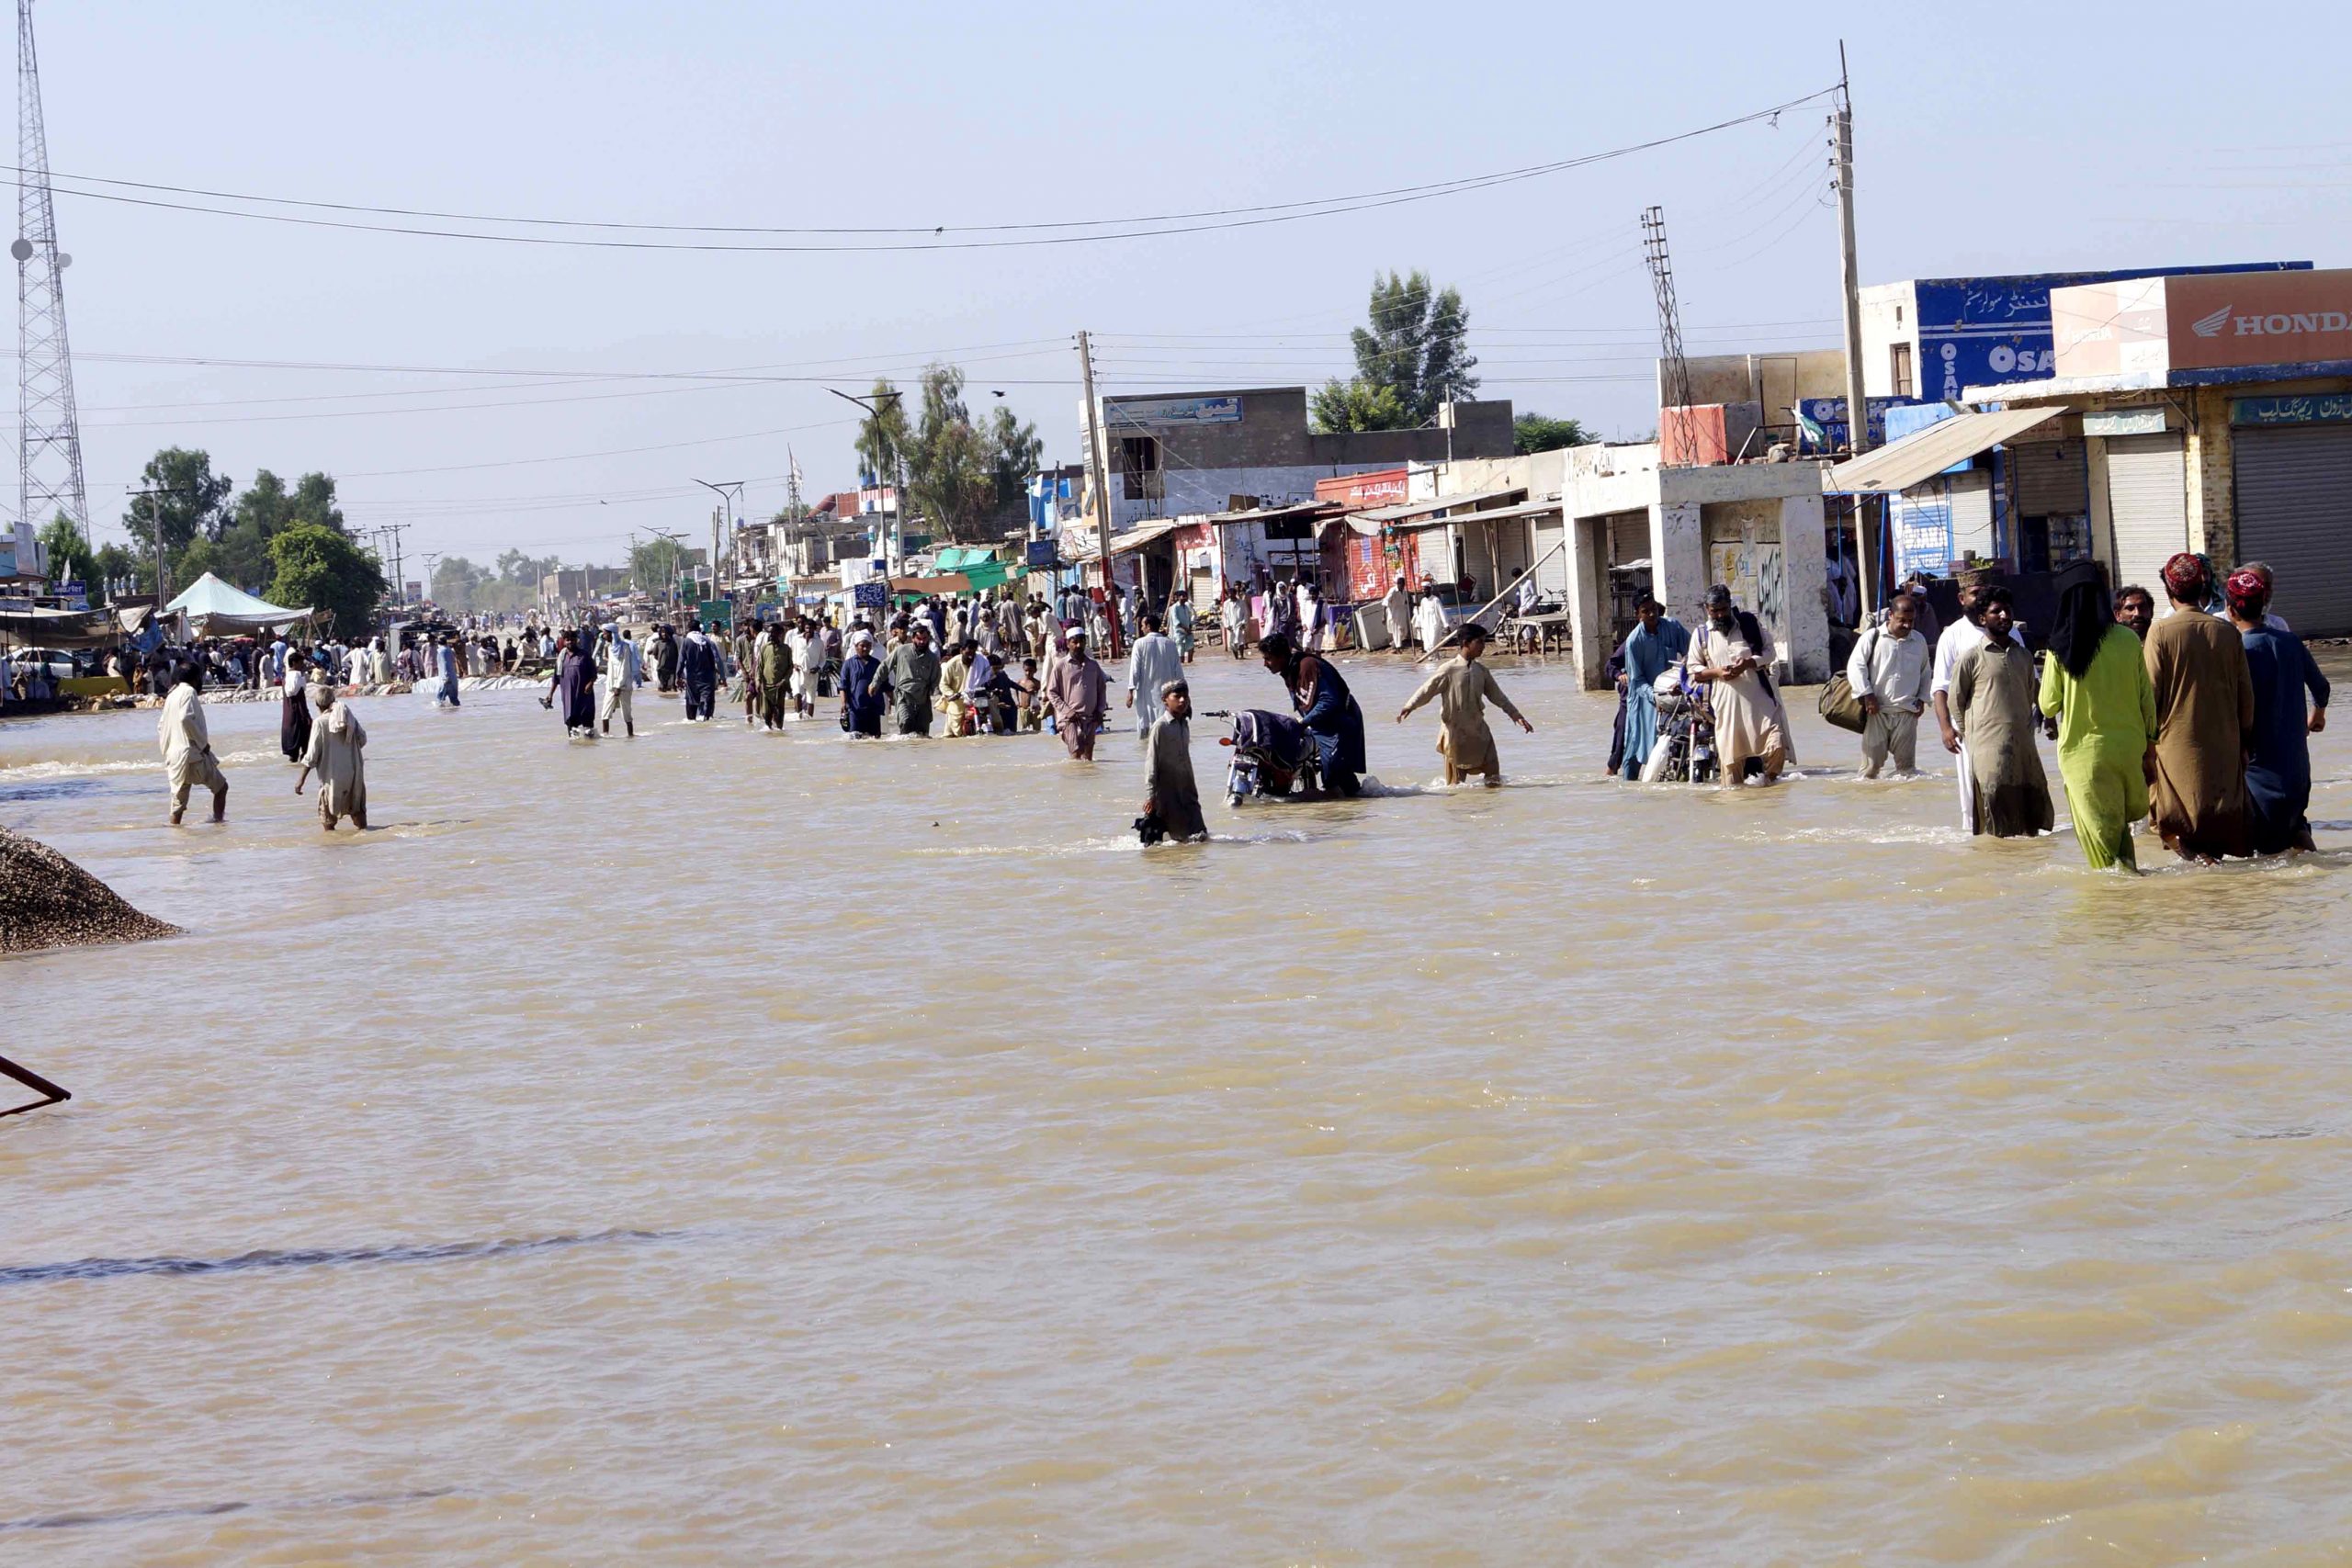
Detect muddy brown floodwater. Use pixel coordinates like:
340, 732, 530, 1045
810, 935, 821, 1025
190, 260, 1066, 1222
4, 649, 2350, 1564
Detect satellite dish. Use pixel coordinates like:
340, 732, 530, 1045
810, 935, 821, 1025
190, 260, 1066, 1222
8, 239, 30, 263
55, 253, 70, 268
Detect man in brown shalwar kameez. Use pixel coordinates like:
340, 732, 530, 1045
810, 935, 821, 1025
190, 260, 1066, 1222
2145, 553, 2255, 861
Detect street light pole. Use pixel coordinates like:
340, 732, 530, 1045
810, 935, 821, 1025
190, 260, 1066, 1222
689, 477, 744, 611
824, 386, 907, 578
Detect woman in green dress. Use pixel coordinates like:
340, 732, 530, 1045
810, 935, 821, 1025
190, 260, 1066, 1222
2037, 581, 2158, 871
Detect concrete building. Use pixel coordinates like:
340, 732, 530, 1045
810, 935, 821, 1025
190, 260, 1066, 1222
1972, 265, 2352, 635
1084, 387, 1514, 532
1337, 440, 1831, 690
539, 566, 631, 609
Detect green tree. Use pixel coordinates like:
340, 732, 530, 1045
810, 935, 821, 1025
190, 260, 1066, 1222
1513, 412, 1592, 455
91, 543, 139, 598
903, 365, 998, 543
288, 472, 345, 534
1312, 270, 1480, 433
1310, 378, 1409, 434
985, 404, 1043, 525
430, 555, 487, 611
268, 523, 384, 636
495, 549, 560, 588
121, 448, 234, 587
628, 536, 685, 596
852, 378, 912, 497
35, 513, 93, 587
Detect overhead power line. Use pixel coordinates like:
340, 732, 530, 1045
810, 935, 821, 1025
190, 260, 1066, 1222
15, 85, 1837, 254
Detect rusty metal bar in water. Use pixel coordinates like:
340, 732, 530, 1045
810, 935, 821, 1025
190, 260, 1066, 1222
0, 1053, 70, 1120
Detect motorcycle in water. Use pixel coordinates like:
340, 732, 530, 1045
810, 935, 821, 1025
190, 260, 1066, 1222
1637, 663, 1722, 785
1220, 708, 1319, 803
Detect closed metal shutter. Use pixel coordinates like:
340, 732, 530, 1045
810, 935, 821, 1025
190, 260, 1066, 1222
1491, 518, 1531, 586
1949, 470, 1995, 563
1415, 525, 1451, 586
1532, 518, 1569, 594
2233, 423, 2352, 637
2011, 438, 2088, 518
2106, 434, 2188, 598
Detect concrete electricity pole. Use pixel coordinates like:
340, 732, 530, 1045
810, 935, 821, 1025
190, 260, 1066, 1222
1833, 43, 1874, 613
1075, 329, 1123, 656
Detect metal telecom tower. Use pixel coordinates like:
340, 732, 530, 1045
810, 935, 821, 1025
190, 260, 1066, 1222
1640, 205, 1702, 466
15, 0, 87, 540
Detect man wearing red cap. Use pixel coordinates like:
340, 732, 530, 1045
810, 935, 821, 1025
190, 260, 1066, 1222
2144, 553, 2254, 861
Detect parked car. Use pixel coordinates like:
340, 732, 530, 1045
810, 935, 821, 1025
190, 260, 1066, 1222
6, 647, 79, 684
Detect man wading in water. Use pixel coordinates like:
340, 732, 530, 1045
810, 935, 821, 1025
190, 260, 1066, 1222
1689, 584, 1792, 786
1396, 622, 1532, 786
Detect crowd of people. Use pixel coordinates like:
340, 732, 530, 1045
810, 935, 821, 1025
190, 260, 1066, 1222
124, 553, 2333, 873
1605, 552, 2331, 871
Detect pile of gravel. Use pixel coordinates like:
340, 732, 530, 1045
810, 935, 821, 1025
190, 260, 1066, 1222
0, 827, 180, 954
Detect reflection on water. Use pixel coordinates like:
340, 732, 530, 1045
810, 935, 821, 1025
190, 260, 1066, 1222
5, 651, 2350, 1563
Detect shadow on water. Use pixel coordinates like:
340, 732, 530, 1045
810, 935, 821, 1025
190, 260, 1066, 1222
0, 1225, 684, 1288
0, 1487, 458, 1534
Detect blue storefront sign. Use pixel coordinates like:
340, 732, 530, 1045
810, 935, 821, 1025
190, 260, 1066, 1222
852, 581, 888, 609
1799, 396, 1924, 451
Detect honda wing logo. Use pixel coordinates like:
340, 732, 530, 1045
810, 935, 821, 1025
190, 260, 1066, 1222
2191, 304, 2233, 339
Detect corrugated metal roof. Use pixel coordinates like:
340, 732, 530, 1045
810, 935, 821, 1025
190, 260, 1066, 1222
1827, 406, 2067, 494
1064, 520, 1183, 563
1200, 502, 1340, 525
1392, 496, 1565, 534
1352, 486, 1523, 524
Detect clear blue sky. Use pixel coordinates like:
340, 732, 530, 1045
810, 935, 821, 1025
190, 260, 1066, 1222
30, 0, 2351, 569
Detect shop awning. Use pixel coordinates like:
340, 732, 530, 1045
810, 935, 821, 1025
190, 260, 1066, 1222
1351, 486, 1523, 525
1200, 502, 1337, 526
1826, 406, 2068, 494
1393, 496, 1564, 534
0, 603, 123, 649
1065, 520, 1182, 564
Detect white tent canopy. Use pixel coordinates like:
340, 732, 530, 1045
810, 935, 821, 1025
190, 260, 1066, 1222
163, 572, 311, 635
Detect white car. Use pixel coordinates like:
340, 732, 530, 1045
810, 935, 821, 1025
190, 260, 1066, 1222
7, 647, 77, 683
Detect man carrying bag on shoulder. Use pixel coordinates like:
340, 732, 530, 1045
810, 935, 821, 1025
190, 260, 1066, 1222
1842, 590, 1931, 778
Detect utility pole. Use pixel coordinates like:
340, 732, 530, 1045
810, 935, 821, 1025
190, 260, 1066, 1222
369, 522, 410, 605
1833, 42, 1874, 615
125, 485, 189, 609
1075, 329, 1123, 656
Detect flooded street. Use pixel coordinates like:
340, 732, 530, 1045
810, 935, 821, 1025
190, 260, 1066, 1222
6, 651, 2351, 1564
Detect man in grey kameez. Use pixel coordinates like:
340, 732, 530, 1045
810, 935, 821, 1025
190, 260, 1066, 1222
1142, 679, 1208, 842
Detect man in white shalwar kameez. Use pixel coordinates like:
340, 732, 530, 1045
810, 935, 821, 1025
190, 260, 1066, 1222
1125, 613, 1184, 750
1690, 584, 1794, 786
1382, 576, 1414, 654
159, 662, 228, 825
295, 682, 368, 830
1414, 589, 1450, 656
